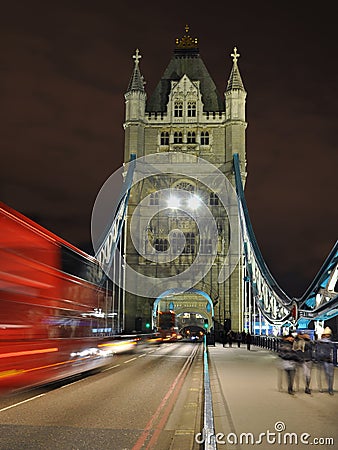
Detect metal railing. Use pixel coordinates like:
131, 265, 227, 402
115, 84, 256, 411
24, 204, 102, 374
252, 335, 338, 366
203, 335, 216, 450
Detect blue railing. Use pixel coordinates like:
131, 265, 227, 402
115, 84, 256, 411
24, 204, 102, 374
252, 335, 338, 366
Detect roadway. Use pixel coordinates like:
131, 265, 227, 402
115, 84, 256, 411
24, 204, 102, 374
0, 342, 203, 450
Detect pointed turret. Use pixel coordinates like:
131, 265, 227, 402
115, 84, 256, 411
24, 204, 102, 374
226, 47, 245, 92
224, 47, 247, 183
124, 49, 147, 160
126, 49, 146, 93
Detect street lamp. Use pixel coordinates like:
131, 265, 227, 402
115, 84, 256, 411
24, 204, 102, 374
167, 195, 180, 209
189, 194, 202, 210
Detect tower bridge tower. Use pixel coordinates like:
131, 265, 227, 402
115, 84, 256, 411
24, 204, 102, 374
123, 27, 247, 333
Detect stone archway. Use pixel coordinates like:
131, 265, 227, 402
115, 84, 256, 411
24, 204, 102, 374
152, 288, 214, 329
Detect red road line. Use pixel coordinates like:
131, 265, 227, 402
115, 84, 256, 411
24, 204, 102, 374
145, 350, 195, 449
132, 345, 198, 450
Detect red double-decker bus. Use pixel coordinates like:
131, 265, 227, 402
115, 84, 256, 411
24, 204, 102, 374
157, 310, 178, 342
0, 203, 117, 395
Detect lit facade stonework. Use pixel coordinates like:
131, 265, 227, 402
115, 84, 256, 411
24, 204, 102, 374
123, 28, 247, 333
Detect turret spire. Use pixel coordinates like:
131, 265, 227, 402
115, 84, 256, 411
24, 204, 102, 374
127, 48, 145, 92
226, 46, 245, 91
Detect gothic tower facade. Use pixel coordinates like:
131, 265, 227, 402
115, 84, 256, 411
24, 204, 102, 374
123, 28, 247, 333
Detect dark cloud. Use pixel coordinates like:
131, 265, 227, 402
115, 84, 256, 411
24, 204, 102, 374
1, 0, 337, 298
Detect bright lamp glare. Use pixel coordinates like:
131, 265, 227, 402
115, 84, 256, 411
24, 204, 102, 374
167, 195, 180, 209
189, 195, 201, 210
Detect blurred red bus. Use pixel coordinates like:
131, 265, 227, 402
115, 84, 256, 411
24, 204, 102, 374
0, 203, 117, 395
158, 311, 178, 342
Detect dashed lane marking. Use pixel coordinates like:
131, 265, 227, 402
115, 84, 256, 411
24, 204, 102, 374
102, 364, 121, 372
124, 357, 137, 364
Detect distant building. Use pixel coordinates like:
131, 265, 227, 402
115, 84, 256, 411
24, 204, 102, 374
123, 27, 247, 333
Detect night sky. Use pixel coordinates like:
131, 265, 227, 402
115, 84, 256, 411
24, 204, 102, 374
1, 1, 337, 298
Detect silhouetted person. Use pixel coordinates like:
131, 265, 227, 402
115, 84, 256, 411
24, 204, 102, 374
278, 334, 299, 395
316, 327, 334, 395
236, 331, 242, 348
246, 332, 252, 351
227, 330, 233, 348
293, 331, 313, 394
220, 330, 227, 348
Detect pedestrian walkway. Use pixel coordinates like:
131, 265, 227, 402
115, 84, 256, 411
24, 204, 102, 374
208, 343, 337, 449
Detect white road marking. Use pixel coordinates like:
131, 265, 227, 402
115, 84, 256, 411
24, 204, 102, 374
102, 364, 121, 372
147, 354, 188, 358
124, 357, 137, 364
0, 394, 45, 412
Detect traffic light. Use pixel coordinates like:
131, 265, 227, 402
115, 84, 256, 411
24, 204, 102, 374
204, 319, 209, 330
145, 322, 151, 330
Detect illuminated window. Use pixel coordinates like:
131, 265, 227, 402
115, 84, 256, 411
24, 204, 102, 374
150, 192, 159, 205
201, 238, 213, 254
183, 232, 195, 254
160, 131, 169, 145
187, 102, 196, 117
201, 131, 209, 145
209, 192, 219, 206
174, 102, 183, 117
174, 131, 183, 144
175, 181, 195, 192
171, 232, 183, 254
187, 131, 196, 144
154, 238, 168, 252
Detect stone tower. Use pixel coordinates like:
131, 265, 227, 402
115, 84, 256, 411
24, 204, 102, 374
123, 27, 247, 333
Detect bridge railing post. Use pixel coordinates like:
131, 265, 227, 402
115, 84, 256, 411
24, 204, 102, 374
203, 335, 216, 450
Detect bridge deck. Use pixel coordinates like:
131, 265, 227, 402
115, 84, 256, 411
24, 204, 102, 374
208, 344, 337, 449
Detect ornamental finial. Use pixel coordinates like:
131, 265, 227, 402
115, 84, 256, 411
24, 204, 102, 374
175, 25, 198, 49
231, 47, 240, 63
133, 48, 142, 65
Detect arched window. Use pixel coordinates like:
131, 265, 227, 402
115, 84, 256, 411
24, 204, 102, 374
187, 102, 196, 117
209, 192, 219, 206
187, 131, 196, 144
174, 102, 183, 117
160, 131, 169, 145
174, 131, 183, 144
183, 232, 195, 254
201, 238, 213, 254
174, 181, 195, 192
150, 192, 159, 205
154, 238, 168, 252
171, 232, 183, 254
201, 131, 209, 145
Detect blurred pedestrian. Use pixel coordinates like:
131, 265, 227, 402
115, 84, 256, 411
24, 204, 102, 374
246, 331, 252, 351
227, 330, 233, 348
219, 330, 226, 348
236, 331, 242, 348
278, 333, 299, 395
315, 327, 334, 395
293, 331, 313, 394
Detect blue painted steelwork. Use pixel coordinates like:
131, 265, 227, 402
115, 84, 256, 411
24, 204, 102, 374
296, 242, 338, 321
233, 153, 338, 326
233, 153, 292, 325
95, 154, 136, 277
